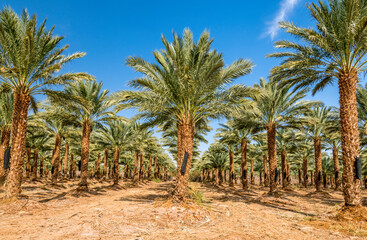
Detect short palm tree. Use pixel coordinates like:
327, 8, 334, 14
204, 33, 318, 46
0, 8, 93, 197
47, 80, 114, 189
268, 0, 367, 206
115, 29, 254, 200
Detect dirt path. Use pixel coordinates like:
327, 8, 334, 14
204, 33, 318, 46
0, 180, 366, 239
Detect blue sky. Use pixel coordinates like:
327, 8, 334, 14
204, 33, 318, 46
5, 0, 356, 155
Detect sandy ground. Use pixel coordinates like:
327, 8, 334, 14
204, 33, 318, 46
0, 179, 366, 240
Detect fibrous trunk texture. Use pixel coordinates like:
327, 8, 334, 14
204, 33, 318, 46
314, 136, 322, 191
240, 140, 248, 190
6, 92, 30, 197
267, 123, 277, 193
0, 128, 10, 183
51, 134, 62, 184
302, 157, 308, 188
154, 156, 158, 178
172, 122, 194, 200
63, 143, 69, 178
79, 121, 91, 188
113, 146, 119, 185
281, 149, 289, 188
263, 154, 269, 187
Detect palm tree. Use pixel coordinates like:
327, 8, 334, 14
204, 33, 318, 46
115, 29, 254, 200
301, 106, 337, 191
236, 78, 317, 194
0, 8, 93, 197
47, 80, 114, 189
0, 92, 13, 183
94, 119, 131, 185
268, 0, 367, 206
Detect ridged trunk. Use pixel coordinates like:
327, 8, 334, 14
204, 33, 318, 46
113, 146, 119, 185
148, 154, 152, 180
95, 152, 101, 180
251, 159, 254, 185
0, 128, 10, 183
26, 148, 31, 178
172, 122, 195, 200
229, 149, 234, 187
133, 150, 139, 184
332, 146, 341, 190
31, 149, 38, 181
103, 149, 108, 178
240, 140, 248, 190
298, 168, 302, 185
51, 134, 62, 184
314, 136, 322, 191
164, 166, 168, 181
263, 154, 269, 187
79, 121, 91, 188
6, 92, 30, 197
63, 143, 69, 178
338, 70, 361, 206
281, 149, 289, 188
302, 157, 308, 188
70, 154, 75, 179
139, 149, 144, 181
267, 123, 277, 193
154, 156, 158, 178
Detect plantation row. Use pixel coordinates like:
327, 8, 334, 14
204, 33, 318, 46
0, 0, 367, 211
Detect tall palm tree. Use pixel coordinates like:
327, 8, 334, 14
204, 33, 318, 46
47, 80, 114, 189
236, 78, 317, 194
268, 0, 367, 206
0, 8, 93, 197
115, 29, 254, 200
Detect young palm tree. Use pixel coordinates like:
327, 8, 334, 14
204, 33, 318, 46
47, 80, 114, 189
236, 78, 317, 194
268, 0, 367, 206
115, 29, 254, 200
0, 8, 93, 197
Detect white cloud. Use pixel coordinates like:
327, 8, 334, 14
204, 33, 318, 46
265, 0, 301, 39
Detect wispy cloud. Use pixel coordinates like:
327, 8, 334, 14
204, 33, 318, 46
265, 0, 301, 39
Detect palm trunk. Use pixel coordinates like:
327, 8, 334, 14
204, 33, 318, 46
103, 149, 108, 178
95, 152, 101, 180
267, 123, 277, 193
51, 134, 62, 184
139, 149, 144, 181
314, 136, 322, 191
133, 150, 139, 184
113, 146, 119, 185
70, 154, 75, 179
251, 159, 254, 185
63, 143, 69, 178
260, 170, 263, 185
164, 166, 168, 181
332, 146, 341, 190
6, 92, 30, 197
229, 149, 234, 187
302, 157, 308, 188
154, 156, 158, 178
240, 139, 248, 190
0, 128, 10, 183
31, 149, 38, 181
148, 154, 152, 180
338, 70, 361, 206
281, 149, 288, 188
79, 120, 91, 188
26, 148, 31, 178
298, 168, 302, 185
173, 122, 195, 200
263, 154, 269, 187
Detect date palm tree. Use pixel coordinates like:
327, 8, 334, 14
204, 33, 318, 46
115, 29, 254, 200
0, 8, 93, 197
236, 78, 317, 194
93, 119, 131, 185
47, 80, 114, 189
0, 92, 13, 183
268, 0, 367, 206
